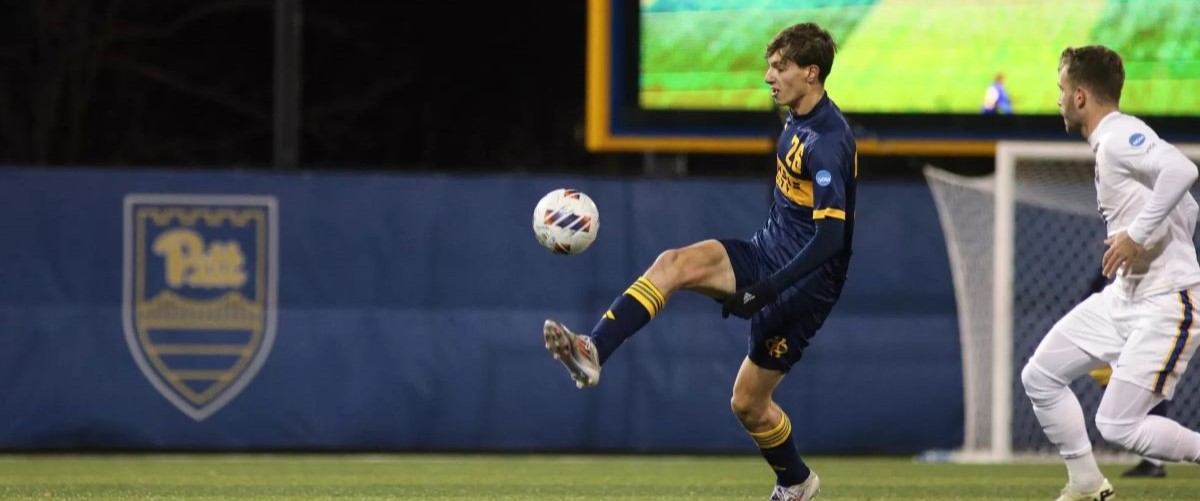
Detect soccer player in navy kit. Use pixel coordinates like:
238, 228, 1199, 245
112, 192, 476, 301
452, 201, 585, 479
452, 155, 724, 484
543, 22, 855, 501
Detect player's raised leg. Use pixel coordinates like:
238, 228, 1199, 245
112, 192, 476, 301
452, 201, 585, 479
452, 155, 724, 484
1095, 379, 1200, 463
1094, 289, 1200, 465
732, 358, 819, 501
1090, 366, 1170, 478
543, 239, 736, 388
1021, 293, 1116, 500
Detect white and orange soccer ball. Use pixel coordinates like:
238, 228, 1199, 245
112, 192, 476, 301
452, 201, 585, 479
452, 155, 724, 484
532, 188, 600, 255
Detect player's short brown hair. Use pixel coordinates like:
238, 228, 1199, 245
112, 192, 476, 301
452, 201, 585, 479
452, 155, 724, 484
1059, 45, 1125, 105
765, 23, 837, 84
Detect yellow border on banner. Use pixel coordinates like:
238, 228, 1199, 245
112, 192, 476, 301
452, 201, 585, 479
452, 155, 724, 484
585, 0, 613, 152
585, 0, 996, 157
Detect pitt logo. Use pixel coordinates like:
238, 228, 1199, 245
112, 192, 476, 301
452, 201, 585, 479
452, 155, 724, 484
123, 194, 278, 421
765, 336, 789, 359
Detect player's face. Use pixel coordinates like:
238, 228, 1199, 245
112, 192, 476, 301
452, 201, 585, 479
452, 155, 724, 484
1057, 65, 1084, 136
764, 51, 815, 111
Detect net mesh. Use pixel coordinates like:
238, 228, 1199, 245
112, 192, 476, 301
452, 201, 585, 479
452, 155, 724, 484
926, 152, 1200, 457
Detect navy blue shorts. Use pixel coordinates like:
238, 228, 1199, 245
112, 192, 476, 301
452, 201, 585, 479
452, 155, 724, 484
719, 238, 844, 373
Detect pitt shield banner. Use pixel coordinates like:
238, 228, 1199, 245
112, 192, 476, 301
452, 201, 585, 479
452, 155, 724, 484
123, 194, 278, 421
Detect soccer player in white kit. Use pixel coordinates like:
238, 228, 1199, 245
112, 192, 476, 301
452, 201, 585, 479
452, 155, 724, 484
1021, 45, 1200, 501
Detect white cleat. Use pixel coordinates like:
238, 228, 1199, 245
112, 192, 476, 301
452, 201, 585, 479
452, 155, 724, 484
771, 472, 820, 501
543, 319, 601, 388
1055, 478, 1114, 501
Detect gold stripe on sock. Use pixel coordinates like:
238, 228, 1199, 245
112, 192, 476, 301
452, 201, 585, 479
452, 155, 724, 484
636, 277, 666, 306
628, 284, 661, 313
625, 287, 660, 318
749, 413, 791, 449
630, 278, 665, 311
624, 277, 666, 318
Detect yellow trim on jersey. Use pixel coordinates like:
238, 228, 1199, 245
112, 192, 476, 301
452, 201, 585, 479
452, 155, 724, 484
604, 310, 615, 321
813, 208, 846, 220
749, 412, 792, 449
775, 157, 814, 207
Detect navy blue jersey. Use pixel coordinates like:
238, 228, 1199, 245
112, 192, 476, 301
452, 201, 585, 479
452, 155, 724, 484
753, 93, 856, 279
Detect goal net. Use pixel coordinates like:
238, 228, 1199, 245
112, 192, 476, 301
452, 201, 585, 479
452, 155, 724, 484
925, 140, 1200, 462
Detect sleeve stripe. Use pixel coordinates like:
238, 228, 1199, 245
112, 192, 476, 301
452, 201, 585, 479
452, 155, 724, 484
813, 208, 846, 220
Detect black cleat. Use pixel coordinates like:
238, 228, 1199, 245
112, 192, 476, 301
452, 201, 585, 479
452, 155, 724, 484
1121, 459, 1166, 478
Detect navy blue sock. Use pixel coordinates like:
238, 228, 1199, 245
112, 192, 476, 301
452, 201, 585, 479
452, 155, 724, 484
589, 276, 665, 364
749, 412, 810, 487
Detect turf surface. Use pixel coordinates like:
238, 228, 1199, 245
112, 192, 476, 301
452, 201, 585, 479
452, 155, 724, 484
2, 454, 1198, 500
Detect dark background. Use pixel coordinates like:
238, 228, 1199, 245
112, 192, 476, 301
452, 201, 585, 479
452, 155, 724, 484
0, 1, 993, 177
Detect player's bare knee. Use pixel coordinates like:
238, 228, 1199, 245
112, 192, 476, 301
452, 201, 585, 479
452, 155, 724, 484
729, 397, 757, 426
729, 393, 768, 428
649, 249, 684, 281
649, 248, 701, 289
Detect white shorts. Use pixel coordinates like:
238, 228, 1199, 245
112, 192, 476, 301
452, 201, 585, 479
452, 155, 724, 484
1050, 284, 1199, 399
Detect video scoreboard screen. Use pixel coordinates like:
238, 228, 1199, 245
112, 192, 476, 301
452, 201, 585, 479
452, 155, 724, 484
588, 0, 1200, 154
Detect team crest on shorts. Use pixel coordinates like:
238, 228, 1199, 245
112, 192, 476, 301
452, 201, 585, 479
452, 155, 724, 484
123, 194, 278, 420
765, 336, 789, 359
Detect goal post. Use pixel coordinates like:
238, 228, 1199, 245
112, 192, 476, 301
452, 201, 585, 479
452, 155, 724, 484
925, 140, 1200, 462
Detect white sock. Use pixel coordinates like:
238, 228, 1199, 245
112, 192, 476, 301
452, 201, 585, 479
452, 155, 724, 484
1064, 453, 1104, 491
1021, 335, 1109, 490
1025, 364, 1104, 490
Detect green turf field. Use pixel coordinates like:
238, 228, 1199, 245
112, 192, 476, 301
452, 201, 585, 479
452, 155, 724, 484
2, 454, 1198, 500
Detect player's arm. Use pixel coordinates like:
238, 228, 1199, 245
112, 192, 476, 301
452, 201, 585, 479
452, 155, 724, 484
1126, 141, 1199, 245
766, 219, 844, 293
722, 145, 849, 319
1103, 139, 1199, 277
722, 220, 845, 320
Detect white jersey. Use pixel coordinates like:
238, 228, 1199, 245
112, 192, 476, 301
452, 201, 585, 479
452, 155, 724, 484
1090, 111, 1200, 299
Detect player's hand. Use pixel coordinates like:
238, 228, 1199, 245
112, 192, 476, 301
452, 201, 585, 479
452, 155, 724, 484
1102, 232, 1145, 278
721, 281, 777, 319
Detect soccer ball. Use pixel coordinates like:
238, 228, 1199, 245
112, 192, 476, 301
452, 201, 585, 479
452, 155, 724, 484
532, 188, 600, 255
